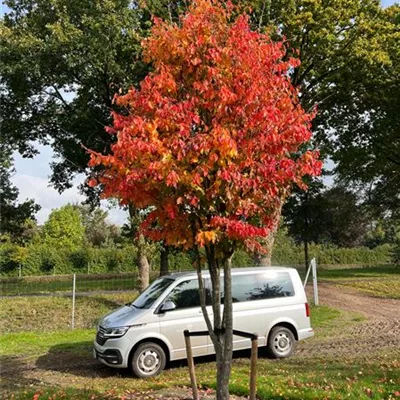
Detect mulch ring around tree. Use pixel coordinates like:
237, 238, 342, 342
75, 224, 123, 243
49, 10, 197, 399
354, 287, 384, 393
123, 387, 247, 399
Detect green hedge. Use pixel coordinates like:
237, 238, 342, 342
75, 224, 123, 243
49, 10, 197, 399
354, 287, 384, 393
272, 243, 392, 266
0, 243, 144, 277
0, 240, 393, 277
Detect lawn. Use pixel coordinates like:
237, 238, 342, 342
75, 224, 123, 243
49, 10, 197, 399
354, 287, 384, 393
0, 305, 338, 356
1, 304, 381, 400
0, 304, 398, 400
318, 265, 400, 299
1, 265, 399, 400
2, 354, 400, 400
318, 265, 398, 280
0, 292, 138, 333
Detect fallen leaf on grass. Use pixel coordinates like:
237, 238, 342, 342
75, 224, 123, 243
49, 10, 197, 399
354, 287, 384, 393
365, 388, 373, 397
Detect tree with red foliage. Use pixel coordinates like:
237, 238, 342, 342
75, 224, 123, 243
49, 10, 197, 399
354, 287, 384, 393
88, 1, 321, 397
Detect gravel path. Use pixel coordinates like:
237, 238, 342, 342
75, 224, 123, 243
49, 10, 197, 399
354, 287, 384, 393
316, 282, 400, 320
298, 283, 400, 358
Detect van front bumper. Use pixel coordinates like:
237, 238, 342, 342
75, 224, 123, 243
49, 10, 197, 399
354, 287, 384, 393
93, 340, 129, 368
93, 348, 123, 365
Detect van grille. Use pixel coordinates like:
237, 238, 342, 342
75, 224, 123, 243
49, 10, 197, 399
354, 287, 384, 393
96, 326, 108, 346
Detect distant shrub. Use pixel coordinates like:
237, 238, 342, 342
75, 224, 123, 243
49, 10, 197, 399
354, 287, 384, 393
232, 250, 254, 267
390, 242, 400, 266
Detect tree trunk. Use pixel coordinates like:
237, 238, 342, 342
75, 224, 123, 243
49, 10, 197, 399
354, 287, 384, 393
255, 205, 282, 266
304, 239, 309, 273
128, 204, 150, 292
194, 243, 234, 400
159, 243, 169, 276
215, 254, 234, 400
255, 231, 275, 266
303, 191, 309, 274
137, 233, 150, 292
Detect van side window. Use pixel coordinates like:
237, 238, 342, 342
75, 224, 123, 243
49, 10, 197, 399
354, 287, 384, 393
167, 279, 211, 309
251, 272, 295, 299
227, 272, 295, 303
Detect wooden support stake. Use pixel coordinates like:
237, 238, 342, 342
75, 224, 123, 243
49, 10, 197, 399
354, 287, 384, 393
184, 331, 199, 400
249, 337, 258, 400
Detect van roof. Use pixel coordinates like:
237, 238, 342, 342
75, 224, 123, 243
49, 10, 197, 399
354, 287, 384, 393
164, 266, 297, 280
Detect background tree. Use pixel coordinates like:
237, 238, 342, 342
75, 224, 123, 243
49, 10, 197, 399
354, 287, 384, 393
73, 204, 121, 247
0, 146, 40, 242
0, 0, 154, 281
364, 219, 400, 249
88, 1, 321, 398
284, 184, 369, 267
329, 4, 400, 218
245, 0, 400, 244
41, 204, 85, 250
0, 0, 147, 181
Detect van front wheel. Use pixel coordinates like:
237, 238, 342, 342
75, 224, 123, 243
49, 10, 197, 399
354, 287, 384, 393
267, 326, 296, 358
131, 342, 166, 378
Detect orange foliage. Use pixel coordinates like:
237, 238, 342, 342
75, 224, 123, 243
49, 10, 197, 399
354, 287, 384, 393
88, 0, 321, 251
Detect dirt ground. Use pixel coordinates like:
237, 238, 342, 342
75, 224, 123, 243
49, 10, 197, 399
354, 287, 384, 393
1, 283, 400, 399
299, 283, 400, 358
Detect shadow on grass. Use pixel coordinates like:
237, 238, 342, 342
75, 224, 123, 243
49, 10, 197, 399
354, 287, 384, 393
35, 341, 274, 379
35, 341, 131, 379
75, 295, 129, 310
1, 355, 47, 392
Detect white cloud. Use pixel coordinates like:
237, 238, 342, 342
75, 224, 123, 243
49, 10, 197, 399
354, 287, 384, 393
11, 174, 85, 224
11, 173, 128, 225
102, 202, 128, 226
11, 143, 128, 225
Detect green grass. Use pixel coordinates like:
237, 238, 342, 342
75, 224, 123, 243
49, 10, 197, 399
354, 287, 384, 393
1, 342, 399, 400
0, 329, 94, 356
0, 303, 397, 400
317, 265, 400, 299
317, 265, 399, 280
336, 279, 400, 299
0, 292, 137, 334
1, 267, 398, 399
0, 304, 343, 356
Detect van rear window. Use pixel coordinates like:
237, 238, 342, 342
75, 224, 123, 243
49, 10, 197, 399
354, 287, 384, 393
229, 272, 294, 303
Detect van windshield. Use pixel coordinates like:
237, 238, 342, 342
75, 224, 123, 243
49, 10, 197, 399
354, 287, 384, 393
132, 277, 174, 309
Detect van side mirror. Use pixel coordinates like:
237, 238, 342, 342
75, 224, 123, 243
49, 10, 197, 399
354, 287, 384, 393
160, 300, 177, 313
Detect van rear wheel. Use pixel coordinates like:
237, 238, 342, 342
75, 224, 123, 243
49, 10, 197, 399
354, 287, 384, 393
267, 326, 296, 358
131, 342, 166, 378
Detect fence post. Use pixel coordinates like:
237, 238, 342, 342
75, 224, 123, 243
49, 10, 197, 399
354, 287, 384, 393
71, 273, 76, 329
249, 336, 258, 400
312, 259, 319, 305
184, 330, 199, 400
303, 258, 313, 288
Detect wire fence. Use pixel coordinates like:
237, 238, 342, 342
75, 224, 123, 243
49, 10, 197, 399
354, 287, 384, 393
0, 271, 161, 297
0, 271, 161, 334
0, 263, 318, 334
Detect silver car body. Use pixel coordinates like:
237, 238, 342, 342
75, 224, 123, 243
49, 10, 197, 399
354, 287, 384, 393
93, 267, 314, 369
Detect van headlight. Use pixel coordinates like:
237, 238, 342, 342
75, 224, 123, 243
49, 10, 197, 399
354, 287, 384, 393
103, 326, 130, 338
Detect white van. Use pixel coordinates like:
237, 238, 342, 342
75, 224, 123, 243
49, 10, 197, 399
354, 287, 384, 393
93, 267, 313, 377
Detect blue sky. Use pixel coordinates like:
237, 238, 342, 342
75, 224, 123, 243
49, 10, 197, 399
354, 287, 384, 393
6, 0, 398, 225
